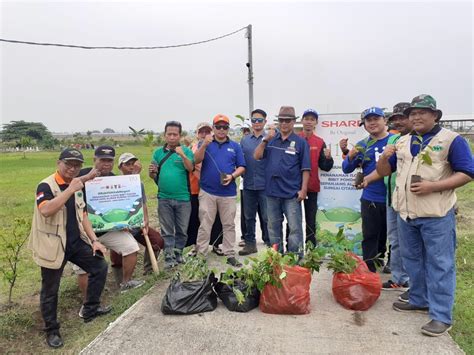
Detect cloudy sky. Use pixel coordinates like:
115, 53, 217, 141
1, 0, 472, 133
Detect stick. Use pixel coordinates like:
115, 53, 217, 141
143, 230, 159, 274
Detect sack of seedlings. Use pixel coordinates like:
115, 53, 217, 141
259, 265, 312, 315
215, 279, 260, 313
331, 253, 381, 311
161, 273, 218, 315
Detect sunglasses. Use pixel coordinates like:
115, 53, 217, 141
251, 117, 265, 123
214, 125, 229, 130
61, 160, 83, 170
278, 118, 294, 123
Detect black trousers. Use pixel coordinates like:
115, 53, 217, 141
40, 239, 108, 334
186, 194, 223, 247
303, 192, 319, 245
360, 198, 387, 272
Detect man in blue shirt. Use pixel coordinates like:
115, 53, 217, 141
342, 107, 393, 272
239, 109, 270, 255
254, 106, 310, 257
377, 94, 473, 337
194, 114, 246, 267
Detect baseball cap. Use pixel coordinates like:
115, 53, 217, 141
94, 145, 115, 159
118, 152, 138, 167
359, 107, 385, 126
196, 122, 212, 131
59, 148, 84, 162
213, 114, 230, 125
302, 108, 319, 119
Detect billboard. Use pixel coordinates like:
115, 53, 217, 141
316, 114, 367, 254
85, 174, 144, 233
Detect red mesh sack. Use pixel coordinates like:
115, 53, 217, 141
259, 265, 312, 315
332, 254, 382, 311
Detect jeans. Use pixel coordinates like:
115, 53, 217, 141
361, 199, 387, 272
158, 199, 191, 261
40, 239, 108, 333
243, 189, 269, 246
266, 196, 303, 256
398, 209, 456, 325
386, 206, 409, 285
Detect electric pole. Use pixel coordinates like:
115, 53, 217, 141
246, 24, 254, 118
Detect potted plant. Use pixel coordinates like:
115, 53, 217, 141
410, 134, 433, 184
353, 138, 376, 186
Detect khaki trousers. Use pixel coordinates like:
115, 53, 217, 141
196, 189, 236, 256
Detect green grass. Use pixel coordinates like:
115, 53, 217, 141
0, 145, 472, 353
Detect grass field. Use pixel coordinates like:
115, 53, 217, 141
0, 146, 472, 353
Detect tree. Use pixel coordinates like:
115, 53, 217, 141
0, 218, 31, 305
129, 126, 145, 140
1, 120, 53, 143
103, 128, 115, 133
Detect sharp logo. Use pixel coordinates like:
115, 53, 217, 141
321, 120, 361, 128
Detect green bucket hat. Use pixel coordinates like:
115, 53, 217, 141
403, 94, 442, 120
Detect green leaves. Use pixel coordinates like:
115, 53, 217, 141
177, 255, 215, 282
411, 134, 433, 168
326, 252, 358, 274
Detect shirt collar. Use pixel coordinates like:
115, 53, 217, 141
411, 124, 441, 137
54, 171, 68, 185
213, 136, 230, 144
277, 131, 297, 142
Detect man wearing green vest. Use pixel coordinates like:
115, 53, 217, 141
377, 94, 473, 336
382, 103, 412, 292
149, 121, 194, 269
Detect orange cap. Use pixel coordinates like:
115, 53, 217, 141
213, 114, 230, 125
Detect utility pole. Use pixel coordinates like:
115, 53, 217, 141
245, 24, 254, 118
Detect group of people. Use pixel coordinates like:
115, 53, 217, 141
29, 94, 473, 348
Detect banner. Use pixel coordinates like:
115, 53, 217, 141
85, 174, 144, 233
316, 114, 367, 254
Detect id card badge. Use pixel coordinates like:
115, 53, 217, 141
285, 141, 296, 155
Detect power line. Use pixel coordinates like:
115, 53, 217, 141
0, 26, 248, 50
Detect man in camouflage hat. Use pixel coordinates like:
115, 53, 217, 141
377, 94, 473, 337
381, 102, 412, 292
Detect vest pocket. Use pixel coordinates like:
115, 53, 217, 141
33, 229, 63, 262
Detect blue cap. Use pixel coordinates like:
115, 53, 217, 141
302, 108, 319, 119
363, 107, 384, 119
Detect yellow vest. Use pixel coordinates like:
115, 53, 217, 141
28, 173, 90, 269
392, 128, 458, 220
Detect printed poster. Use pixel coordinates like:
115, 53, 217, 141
85, 174, 144, 233
316, 114, 367, 254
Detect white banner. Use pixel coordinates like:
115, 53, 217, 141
316, 114, 367, 254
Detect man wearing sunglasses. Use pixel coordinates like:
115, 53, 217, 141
194, 114, 246, 267
254, 106, 311, 257
239, 109, 270, 255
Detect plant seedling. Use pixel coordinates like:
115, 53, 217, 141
410, 134, 433, 184
353, 138, 376, 186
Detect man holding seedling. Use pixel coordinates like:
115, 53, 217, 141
29, 148, 110, 348
377, 94, 473, 337
342, 107, 394, 272
194, 114, 246, 267
254, 106, 311, 257
380, 103, 412, 293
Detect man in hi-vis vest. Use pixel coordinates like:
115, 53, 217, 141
29, 149, 111, 348
377, 94, 473, 337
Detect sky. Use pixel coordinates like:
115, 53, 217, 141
1, 0, 472, 133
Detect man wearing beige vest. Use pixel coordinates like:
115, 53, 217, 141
377, 94, 473, 337
29, 148, 111, 348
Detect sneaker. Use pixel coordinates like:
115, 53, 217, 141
120, 279, 145, 293
175, 253, 184, 264
238, 244, 258, 256
238, 240, 245, 247
83, 305, 112, 323
421, 320, 452, 337
187, 249, 197, 257
382, 280, 409, 291
398, 290, 410, 303
78, 305, 85, 318
392, 302, 428, 314
226, 257, 243, 267
212, 245, 224, 256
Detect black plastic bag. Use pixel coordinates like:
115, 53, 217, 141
161, 273, 217, 315
215, 280, 259, 313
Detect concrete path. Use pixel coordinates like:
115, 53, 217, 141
81, 206, 463, 355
